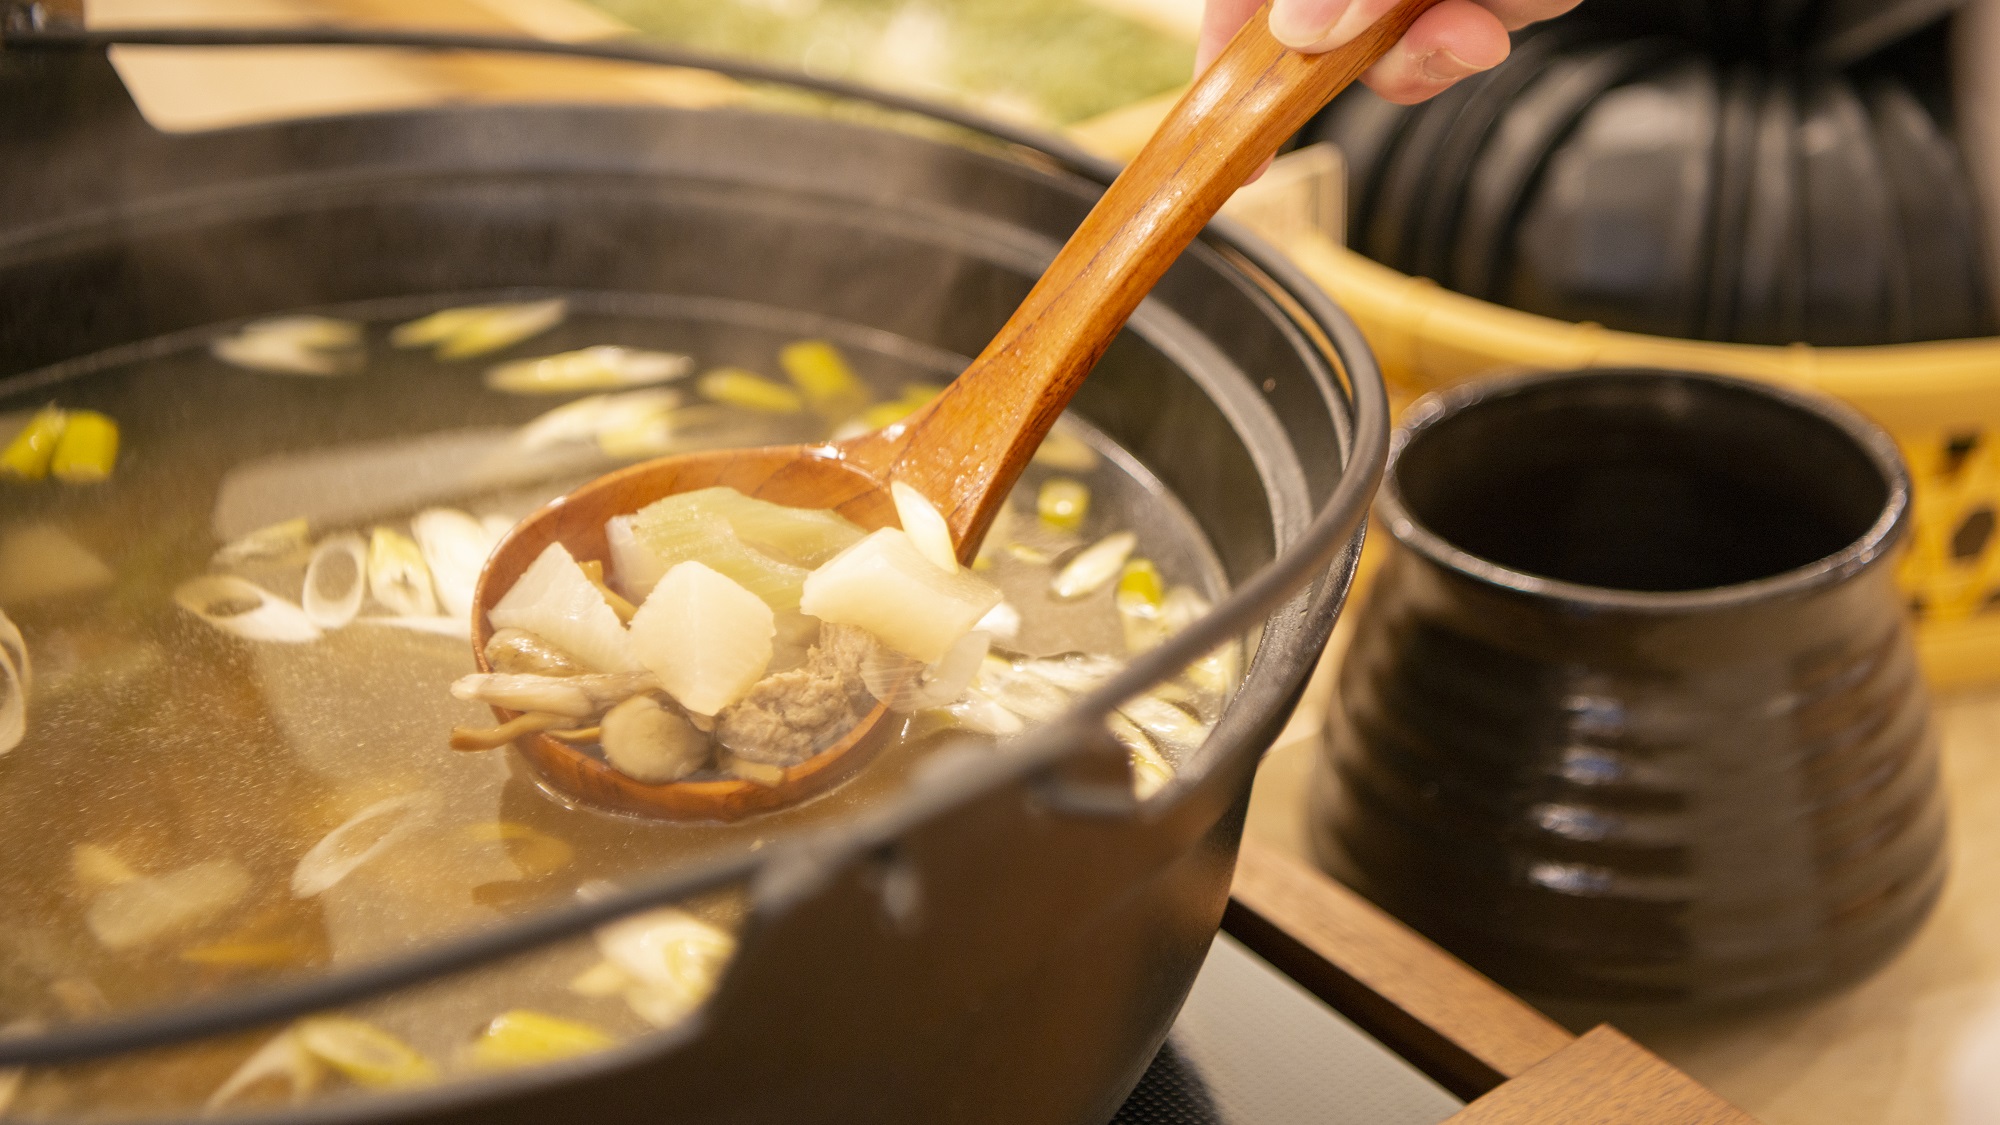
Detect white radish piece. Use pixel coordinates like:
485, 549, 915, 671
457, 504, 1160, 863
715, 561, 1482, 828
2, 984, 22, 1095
1052, 531, 1138, 599
206, 1030, 324, 1111
86, 859, 250, 950
301, 533, 367, 629
291, 792, 434, 899
411, 508, 497, 621
861, 630, 989, 713
606, 515, 669, 601
366, 527, 438, 618
974, 600, 1020, 642
488, 542, 641, 674
800, 529, 1002, 664
891, 481, 957, 572
628, 562, 773, 717
174, 575, 322, 644
486, 347, 692, 395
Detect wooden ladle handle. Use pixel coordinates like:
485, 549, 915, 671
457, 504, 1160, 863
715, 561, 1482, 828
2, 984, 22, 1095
855, 0, 1444, 552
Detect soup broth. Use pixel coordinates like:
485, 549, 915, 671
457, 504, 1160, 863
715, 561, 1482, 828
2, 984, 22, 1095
0, 294, 1236, 1117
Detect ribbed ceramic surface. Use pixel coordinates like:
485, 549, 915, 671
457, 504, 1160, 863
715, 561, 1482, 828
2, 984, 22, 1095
1313, 370, 1948, 1009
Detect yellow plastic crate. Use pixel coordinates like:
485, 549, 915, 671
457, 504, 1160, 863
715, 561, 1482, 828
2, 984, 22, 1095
1277, 234, 2000, 691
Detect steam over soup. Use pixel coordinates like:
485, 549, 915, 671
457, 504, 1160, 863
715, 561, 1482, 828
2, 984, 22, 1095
0, 298, 1238, 1116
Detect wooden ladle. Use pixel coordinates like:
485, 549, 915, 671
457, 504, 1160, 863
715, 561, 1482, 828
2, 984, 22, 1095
471, 0, 1440, 820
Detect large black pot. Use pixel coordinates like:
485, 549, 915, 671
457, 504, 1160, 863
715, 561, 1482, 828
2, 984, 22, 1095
0, 47, 1385, 1125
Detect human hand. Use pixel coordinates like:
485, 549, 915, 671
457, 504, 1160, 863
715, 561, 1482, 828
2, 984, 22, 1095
1198, 0, 1584, 104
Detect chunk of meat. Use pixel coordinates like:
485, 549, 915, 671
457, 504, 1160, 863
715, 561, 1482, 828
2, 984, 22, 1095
717, 624, 875, 766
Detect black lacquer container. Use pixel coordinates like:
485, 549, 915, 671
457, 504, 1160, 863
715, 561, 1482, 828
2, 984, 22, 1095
1313, 368, 1946, 1009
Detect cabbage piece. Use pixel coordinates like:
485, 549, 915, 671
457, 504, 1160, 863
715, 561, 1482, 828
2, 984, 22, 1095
628, 562, 774, 716
621, 505, 808, 611
488, 543, 640, 673
635, 487, 863, 567
801, 529, 1002, 664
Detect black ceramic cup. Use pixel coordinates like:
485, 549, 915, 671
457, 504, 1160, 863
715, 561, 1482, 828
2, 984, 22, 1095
1312, 368, 1946, 1009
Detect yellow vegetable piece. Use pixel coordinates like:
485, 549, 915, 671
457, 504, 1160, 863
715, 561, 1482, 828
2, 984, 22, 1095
1, 407, 67, 481
466, 1010, 616, 1070
1032, 427, 1101, 472
850, 384, 945, 432
698, 368, 804, 414
1037, 478, 1090, 533
1116, 559, 1165, 609
778, 340, 868, 419
50, 411, 118, 483
464, 821, 575, 879
856, 400, 920, 431
392, 300, 567, 360
72, 843, 138, 889
390, 307, 486, 349
295, 1017, 438, 1089
367, 527, 437, 618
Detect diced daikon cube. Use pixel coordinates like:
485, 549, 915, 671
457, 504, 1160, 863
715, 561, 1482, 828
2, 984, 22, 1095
628, 561, 775, 716
800, 529, 1001, 664
488, 543, 641, 673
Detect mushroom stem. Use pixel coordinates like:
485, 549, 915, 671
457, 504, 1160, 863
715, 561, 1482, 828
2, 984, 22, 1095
450, 713, 568, 752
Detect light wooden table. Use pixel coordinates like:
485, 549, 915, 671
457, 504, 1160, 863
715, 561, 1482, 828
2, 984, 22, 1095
68, 1, 2000, 1119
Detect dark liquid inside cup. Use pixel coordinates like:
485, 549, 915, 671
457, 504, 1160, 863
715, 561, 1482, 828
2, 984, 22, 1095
1393, 376, 1891, 591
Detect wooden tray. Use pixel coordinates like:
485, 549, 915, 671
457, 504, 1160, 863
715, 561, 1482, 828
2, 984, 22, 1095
1223, 838, 1760, 1124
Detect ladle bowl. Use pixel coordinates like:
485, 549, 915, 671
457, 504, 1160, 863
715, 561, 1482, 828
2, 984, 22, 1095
472, 445, 901, 818
470, 0, 1441, 819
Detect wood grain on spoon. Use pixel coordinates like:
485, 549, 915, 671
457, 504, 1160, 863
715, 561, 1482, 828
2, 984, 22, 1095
473, 0, 1442, 820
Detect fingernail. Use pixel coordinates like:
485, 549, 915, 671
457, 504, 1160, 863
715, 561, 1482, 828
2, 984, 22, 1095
1268, 0, 1353, 50
1417, 48, 1485, 83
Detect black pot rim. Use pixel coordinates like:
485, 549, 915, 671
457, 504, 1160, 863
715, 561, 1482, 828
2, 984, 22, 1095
1380, 366, 1912, 613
